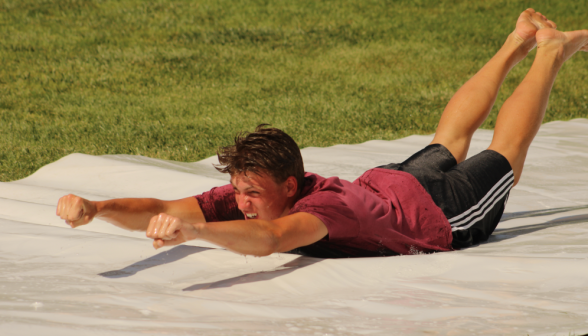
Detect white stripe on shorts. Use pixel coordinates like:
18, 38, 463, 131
450, 170, 514, 231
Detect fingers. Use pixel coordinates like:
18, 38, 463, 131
152, 238, 164, 249
151, 237, 180, 249
147, 214, 179, 239
146, 213, 183, 249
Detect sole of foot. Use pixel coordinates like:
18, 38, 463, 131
536, 28, 588, 63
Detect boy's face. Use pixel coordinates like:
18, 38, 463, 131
230, 171, 295, 221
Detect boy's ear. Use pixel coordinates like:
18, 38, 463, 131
285, 176, 298, 197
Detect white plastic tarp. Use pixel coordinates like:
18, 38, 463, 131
1, 119, 588, 335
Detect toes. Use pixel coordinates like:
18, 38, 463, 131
547, 20, 557, 29
533, 18, 547, 29
531, 12, 550, 29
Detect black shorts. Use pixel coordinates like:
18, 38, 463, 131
378, 144, 514, 249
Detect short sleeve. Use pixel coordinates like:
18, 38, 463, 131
290, 190, 360, 241
194, 184, 245, 222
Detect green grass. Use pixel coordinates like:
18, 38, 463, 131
1, 0, 588, 181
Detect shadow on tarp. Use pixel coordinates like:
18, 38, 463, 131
490, 209, 588, 243
500, 204, 588, 222
99, 245, 210, 278
183, 256, 321, 291
98, 205, 588, 280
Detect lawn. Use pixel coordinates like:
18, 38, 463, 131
1, 0, 587, 181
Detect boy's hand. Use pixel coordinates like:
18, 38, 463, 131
146, 213, 196, 249
56, 194, 97, 228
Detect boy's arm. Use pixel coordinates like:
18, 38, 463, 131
56, 194, 206, 231
147, 212, 328, 256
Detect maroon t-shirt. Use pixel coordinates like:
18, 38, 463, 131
195, 169, 453, 258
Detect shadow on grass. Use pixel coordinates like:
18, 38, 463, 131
99, 245, 210, 278
182, 256, 321, 291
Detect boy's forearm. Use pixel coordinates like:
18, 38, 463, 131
94, 197, 206, 232
148, 212, 326, 256
193, 219, 279, 256
94, 198, 166, 231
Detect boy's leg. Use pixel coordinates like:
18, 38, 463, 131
488, 28, 588, 185
431, 9, 556, 163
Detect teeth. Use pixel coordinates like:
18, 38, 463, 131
246, 213, 257, 219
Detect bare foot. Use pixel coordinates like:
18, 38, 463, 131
536, 28, 588, 63
512, 8, 557, 52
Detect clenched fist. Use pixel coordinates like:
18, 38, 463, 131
56, 194, 98, 228
146, 213, 197, 249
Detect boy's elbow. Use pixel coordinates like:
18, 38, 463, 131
256, 228, 282, 257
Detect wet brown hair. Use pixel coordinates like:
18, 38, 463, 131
215, 124, 305, 192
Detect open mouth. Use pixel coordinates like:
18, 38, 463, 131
246, 213, 258, 219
